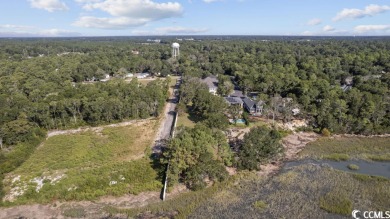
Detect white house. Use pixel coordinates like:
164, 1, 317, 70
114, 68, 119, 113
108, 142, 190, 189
201, 76, 218, 95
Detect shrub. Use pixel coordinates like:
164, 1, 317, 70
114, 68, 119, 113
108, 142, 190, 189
347, 164, 359, 170
321, 128, 331, 137
253, 200, 267, 210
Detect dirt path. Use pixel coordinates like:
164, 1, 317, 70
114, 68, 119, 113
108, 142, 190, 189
152, 77, 180, 154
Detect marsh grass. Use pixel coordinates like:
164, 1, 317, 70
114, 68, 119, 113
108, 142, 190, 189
4, 121, 162, 204
299, 137, 390, 161
323, 153, 350, 161
118, 164, 390, 218
319, 191, 352, 215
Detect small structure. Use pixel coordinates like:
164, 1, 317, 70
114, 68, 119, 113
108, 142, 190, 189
292, 108, 300, 116
125, 73, 134, 78
131, 50, 139, 55
172, 42, 180, 59
201, 76, 218, 95
224, 97, 243, 107
100, 74, 110, 82
242, 97, 265, 115
340, 84, 352, 92
135, 73, 150, 79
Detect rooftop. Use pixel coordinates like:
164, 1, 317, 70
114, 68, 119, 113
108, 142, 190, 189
225, 97, 243, 105
201, 76, 218, 89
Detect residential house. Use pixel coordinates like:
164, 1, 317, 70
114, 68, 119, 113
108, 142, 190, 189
201, 76, 218, 95
224, 97, 243, 107
242, 97, 265, 115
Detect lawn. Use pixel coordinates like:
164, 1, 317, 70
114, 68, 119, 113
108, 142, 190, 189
177, 112, 196, 128
3, 120, 163, 204
299, 136, 390, 161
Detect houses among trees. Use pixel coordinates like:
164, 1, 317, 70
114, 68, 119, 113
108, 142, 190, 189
199, 75, 301, 121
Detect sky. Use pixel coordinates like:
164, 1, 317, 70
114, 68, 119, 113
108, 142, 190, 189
0, 0, 389, 37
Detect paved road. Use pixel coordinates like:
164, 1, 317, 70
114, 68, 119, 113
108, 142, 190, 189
153, 77, 181, 154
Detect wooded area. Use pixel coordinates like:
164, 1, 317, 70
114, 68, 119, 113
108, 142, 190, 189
0, 36, 389, 200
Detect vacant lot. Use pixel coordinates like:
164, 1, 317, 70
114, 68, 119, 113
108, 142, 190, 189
299, 136, 390, 161
2, 120, 162, 205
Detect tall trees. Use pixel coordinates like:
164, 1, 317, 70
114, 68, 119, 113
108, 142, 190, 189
237, 126, 282, 170
162, 125, 230, 190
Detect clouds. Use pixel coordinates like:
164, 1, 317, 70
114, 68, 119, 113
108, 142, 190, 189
203, 0, 223, 3
333, 4, 390, 21
131, 26, 208, 35
354, 25, 390, 34
0, 24, 81, 37
323, 25, 335, 32
28, 0, 68, 12
155, 26, 208, 34
74, 0, 183, 29
307, 18, 322, 26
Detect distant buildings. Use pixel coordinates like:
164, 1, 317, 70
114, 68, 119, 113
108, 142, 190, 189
135, 73, 150, 79
125, 73, 134, 78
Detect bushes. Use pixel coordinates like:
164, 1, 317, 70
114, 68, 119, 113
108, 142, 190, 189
347, 164, 359, 170
321, 128, 331, 137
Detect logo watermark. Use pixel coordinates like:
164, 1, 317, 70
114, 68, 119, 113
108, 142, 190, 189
352, 210, 390, 219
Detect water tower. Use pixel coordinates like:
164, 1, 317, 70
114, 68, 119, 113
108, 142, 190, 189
172, 42, 180, 59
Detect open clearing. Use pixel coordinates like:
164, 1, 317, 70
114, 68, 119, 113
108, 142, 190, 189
2, 119, 162, 205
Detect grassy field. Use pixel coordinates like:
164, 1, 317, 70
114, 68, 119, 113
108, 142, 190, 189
3, 120, 163, 205
177, 112, 196, 128
299, 136, 390, 161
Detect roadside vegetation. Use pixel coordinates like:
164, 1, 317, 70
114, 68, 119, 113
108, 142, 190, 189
2, 121, 162, 205
299, 136, 390, 161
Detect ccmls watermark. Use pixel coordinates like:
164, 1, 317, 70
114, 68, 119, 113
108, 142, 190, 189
352, 210, 390, 219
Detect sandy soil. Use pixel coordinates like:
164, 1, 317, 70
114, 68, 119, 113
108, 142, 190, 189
46, 119, 149, 139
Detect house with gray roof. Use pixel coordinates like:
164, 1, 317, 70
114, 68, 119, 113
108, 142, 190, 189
201, 76, 218, 95
224, 97, 243, 107
242, 97, 265, 115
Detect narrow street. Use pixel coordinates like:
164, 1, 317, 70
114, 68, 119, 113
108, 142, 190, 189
153, 77, 181, 154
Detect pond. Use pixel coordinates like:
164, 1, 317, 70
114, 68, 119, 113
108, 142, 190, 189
284, 159, 390, 178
